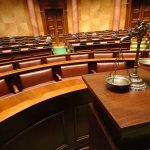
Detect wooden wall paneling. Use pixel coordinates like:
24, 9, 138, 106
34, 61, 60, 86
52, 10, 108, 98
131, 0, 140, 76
142, 0, 150, 23
125, 0, 150, 29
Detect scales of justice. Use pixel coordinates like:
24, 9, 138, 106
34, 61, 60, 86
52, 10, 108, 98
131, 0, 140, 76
106, 19, 150, 91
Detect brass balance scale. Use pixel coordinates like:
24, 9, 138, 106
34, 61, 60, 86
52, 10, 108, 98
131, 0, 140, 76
106, 20, 150, 91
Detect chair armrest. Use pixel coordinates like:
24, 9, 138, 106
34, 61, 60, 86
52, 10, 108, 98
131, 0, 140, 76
56, 73, 62, 81
13, 84, 19, 93
91, 69, 96, 73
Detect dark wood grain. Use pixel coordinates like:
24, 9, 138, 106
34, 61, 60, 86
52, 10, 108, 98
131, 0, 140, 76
82, 69, 150, 144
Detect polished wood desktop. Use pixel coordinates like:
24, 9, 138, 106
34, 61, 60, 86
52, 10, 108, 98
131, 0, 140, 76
82, 69, 150, 149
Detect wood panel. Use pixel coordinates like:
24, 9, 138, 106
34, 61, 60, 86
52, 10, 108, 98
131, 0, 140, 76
83, 69, 150, 149
125, 0, 150, 28
0, 79, 91, 150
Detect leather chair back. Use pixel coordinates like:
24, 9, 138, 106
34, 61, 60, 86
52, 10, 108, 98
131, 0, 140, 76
138, 64, 150, 72
94, 53, 113, 58
96, 62, 126, 72
0, 64, 14, 73
61, 64, 88, 78
19, 59, 41, 68
20, 68, 54, 89
70, 54, 89, 60
46, 56, 66, 63
122, 53, 136, 58
0, 79, 10, 97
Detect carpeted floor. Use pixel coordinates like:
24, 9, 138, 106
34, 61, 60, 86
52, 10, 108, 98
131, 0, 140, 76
52, 46, 69, 55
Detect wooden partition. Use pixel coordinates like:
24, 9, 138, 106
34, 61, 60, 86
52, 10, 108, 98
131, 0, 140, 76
0, 78, 91, 150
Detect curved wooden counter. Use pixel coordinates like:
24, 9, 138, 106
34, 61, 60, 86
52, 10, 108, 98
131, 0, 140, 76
0, 78, 86, 122
0, 78, 91, 150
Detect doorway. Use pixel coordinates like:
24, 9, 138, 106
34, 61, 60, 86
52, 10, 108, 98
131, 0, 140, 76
125, 0, 150, 28
45, 9, 66, 44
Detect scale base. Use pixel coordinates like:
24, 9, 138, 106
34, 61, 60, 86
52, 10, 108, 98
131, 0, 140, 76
130, 73, 147, 91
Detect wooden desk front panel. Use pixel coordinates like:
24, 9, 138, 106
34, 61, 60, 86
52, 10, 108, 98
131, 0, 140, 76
83, 69, 150, 148
0, 79, 91, 150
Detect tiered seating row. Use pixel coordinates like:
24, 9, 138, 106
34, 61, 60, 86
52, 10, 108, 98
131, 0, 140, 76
0, 56, 135, 98
0, 50, 149, 72
0, 47, 52, 62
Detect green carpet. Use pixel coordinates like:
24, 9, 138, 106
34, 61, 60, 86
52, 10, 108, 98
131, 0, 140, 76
52, 46, 68, 55
130, 41, 147, 51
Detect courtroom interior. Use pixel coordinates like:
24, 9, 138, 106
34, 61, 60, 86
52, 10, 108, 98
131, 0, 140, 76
0, 0, 150, 150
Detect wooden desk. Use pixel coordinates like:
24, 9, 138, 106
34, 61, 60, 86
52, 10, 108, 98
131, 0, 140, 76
0, 79, 91, 150
0, 47, 52, 60
71, 42, 130, 52
82, 69, 150, 149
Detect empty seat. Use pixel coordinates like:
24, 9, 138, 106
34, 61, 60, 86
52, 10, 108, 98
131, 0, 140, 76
0, 64, 14, 73
70, 54, 89, 60
95, 62, 126, 72
121, 53, 136, 58
0, 79, 11, 97
18, 59, 42, 68
138, 64, 150, 72
94, 53, 113, 59
46, 56, 66, 63
19, 68, 54, 90
61, 63, 88, 78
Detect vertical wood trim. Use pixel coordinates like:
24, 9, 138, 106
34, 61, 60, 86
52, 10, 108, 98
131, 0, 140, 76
71, 0, 79, 33
112, 0, 122, 31
125, 0, 132, 29
27, 0, 39, 36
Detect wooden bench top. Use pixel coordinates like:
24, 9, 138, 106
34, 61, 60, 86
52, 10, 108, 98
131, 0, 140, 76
0, 78, 87, 122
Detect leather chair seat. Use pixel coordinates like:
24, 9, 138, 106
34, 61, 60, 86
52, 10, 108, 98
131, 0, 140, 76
96, 62, 126, 72
61, 64, 88, 79
0, 64, 14, 73
19, 59, 42, 68
19, 68, 55, 90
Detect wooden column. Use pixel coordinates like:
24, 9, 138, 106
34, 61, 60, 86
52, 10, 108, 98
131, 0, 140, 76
72, 0, 79, 33
113, 0, 122, 31
27, 0, 39, 36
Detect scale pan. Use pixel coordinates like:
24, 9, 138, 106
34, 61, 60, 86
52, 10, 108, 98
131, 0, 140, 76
106, 75, 131, 87
139, 58, 150, 67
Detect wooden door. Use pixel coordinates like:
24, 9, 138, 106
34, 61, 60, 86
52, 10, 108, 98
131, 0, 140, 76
45, 9, 65, 44
125, 0, 150, 28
